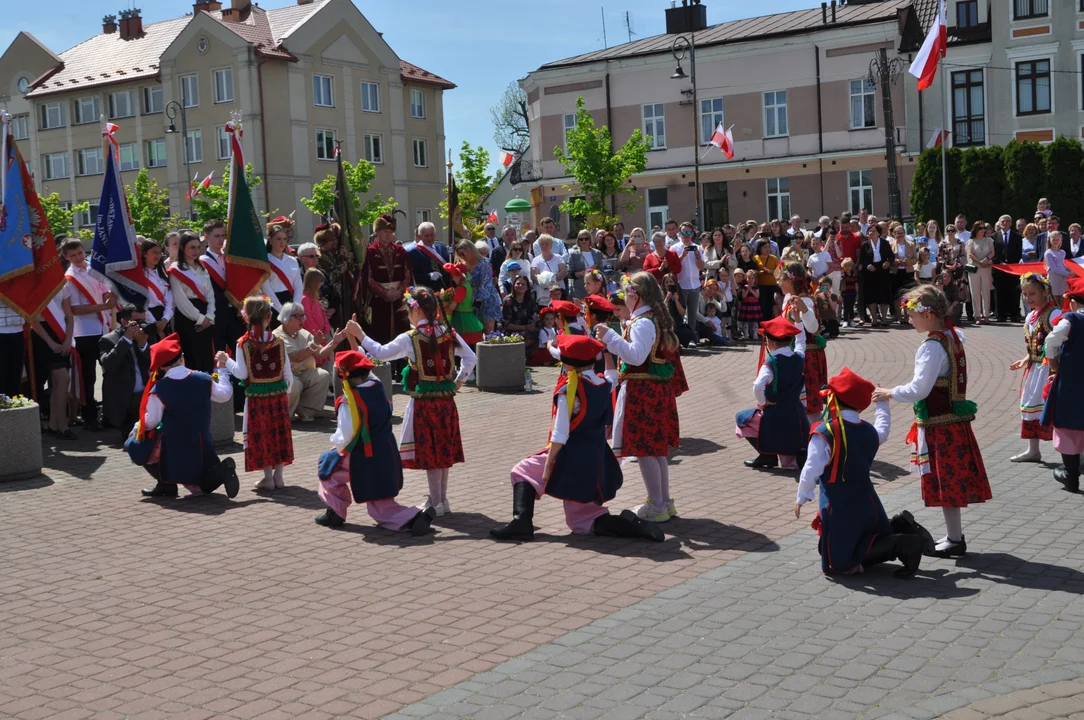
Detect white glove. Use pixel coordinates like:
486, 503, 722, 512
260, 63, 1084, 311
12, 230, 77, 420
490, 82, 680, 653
429, 272, 441, 281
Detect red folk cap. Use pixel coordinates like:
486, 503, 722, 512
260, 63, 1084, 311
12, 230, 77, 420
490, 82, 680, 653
335, 350, 375, 377
825, 367, 875, 412
549, 299, 581, 319
443, 262, 465, 279
583, 294, 616, 314
1068, 276, 1084, 300
150, 333, 184, 373
760, 315, 802, 340
556, 334, 605, 366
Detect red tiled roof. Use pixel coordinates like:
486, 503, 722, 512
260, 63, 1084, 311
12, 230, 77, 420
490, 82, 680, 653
399, 60, 455, 90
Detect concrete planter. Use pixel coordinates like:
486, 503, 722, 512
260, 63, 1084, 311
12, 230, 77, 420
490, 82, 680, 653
0, 403, 43, 481
476, 342, 526, 391
211, 400, 237, 447
333, 363, 394, 403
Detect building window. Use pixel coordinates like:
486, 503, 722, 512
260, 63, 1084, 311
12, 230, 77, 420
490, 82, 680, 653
952, 69, 985, 146
1016, 59, 1051, 115
563, 113, 576, 153
313, 74, 334, 107
75, 202, 99, 229
956, 0, 979, 27
184, 129, 203, 164
1013, 0, 1048, 20
143, 85, 163, 114
642, 103, 666, 149
108, 90, 134, 119
848, 170, 873, 214
766, 177, 790, 221
361, 81, 380, 113
416, 209, 432, 226
764, 91, 788, 137
216, 126, 230, 160
647, 187, 669, 230
410, 88, 426, 119
412, 138, 428, 167
39, 102, 64, 130
179, 74, 199, 108
849, 79, 876, 129
73, 96, 101, 125
145, 139, 167, 167
11, 114, 29, 140
364, 133, 383, 164
42, 152, 69, 180
118, 143, 139, 172
77, 147, 104, 176
316, 128, 336, 161
699, 97, 723, 144
213, 68, 233, 104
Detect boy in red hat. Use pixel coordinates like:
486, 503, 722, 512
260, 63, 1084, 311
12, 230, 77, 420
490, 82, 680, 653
583, 294, 617, 374
491, 334, 663, 542
126, 333, 239, 499
549, 299, 587, 335
1041, 276, 1084, 492
314, 350, 435, 534
796, 368, 925, 577
735, 315, 809, 470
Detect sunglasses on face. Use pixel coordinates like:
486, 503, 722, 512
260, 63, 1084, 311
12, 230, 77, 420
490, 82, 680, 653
681, 230, 693, 236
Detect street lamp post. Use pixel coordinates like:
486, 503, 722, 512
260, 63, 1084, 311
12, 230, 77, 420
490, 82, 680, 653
671, 35, 700, 230
165, 100, 191, 218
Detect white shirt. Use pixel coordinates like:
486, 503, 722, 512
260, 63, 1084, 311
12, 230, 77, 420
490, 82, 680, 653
169, 265, 216, 324
359, 321, 476, 382
601, 305, 656, 367
0, 300, 25, 334
796, 403, 891, 505
807, 251, 830, 278
664, 233, 682, 250
142, 365, 233, 429
550, 370, 619, 445
673, 242, 704, 290
1045, 311, 1080, 358
532, 237, 568, 259
331, 378, 386, 452
890, 330, 966, 403
531, 254, 565, 304
956, 229, 971, 243
784, 294, 819, 335
262, 253, 305, 311
224, 333, 295, 387
66, 265, 110, 337
752, 335, 808, 406
144, 269, 174, 322
870, 241, 882, 264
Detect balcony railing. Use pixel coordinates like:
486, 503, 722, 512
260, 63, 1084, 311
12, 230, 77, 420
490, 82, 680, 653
510, 159, 542, 185
948, 20, 991, 44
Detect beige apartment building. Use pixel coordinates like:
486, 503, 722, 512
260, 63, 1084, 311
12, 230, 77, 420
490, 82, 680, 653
0, 0, 453, 242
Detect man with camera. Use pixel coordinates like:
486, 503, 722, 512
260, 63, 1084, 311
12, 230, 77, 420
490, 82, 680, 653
99, 304, 152, 442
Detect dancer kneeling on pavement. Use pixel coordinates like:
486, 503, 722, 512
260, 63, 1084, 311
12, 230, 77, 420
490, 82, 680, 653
348, 286, 476, 516
796, 368, 924, 578
491, 335, 662, 542
219, 296, 295, 492
872, 285, 991, 558
736, 315, 808, 471
593, 272, 681, 523
1040, 276, 1084, 493
127, 333, 239, 499
313, 350, 435, 534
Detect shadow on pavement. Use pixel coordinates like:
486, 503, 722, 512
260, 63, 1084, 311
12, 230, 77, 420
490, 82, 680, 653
255, 484, 326, 510
671, 437, 725, 459
41, 451, 107, 479
836, 566, 982, 599
143, 495, 268, 514
0, 476, 56, 492
431, 510, 504, 538
548, 531, 693, 562
664, 516, 780, 554
872, 460, 910, 482
949, 552, 1084, 594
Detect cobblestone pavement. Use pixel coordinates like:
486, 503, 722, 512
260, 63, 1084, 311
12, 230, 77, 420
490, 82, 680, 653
2, 322, 1075, 719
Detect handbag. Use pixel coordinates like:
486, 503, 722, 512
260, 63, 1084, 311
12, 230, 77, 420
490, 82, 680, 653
964, 263, 978, 274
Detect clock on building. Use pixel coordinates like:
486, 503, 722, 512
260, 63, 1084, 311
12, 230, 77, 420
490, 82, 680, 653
17, 77, 29, 94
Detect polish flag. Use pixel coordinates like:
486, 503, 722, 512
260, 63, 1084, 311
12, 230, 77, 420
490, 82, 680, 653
926, 128, 950, 149
487, 211, 499, 224
709, 123, 735, 160
185, 172, 199, 201
498, 150, 514, 167
187, 172, 214, 201
908, 0, 947, 91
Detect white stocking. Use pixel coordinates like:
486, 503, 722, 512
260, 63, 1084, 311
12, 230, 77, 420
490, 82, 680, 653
638, 457, 664, 507
943, 507, 963, 542
426, 469, 442, 505
440, 468, 450, 504
658, 457, 671, 502
1029, 438, 1041, 454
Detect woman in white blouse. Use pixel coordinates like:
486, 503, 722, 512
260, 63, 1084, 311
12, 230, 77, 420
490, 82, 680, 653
261, 218, 304, 325
168, 232, 216, 372
140, 238, 173, 343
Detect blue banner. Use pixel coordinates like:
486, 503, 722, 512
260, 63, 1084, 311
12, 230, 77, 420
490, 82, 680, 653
91, 149, 146, 307
0, 144, 34, 282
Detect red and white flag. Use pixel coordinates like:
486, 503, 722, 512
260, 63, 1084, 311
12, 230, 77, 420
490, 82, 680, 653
909, 0, 947, 91
487, 211, 499, 224
708, 123, 735, 160
101, 122, 120, 159
192, 171, 213, 199
498, 150, 514, 168
926, 128, 950, 149
185, 172, 199, 201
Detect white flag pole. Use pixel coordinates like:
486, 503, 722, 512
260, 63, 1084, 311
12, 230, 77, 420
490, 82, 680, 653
0, 111, 11, 215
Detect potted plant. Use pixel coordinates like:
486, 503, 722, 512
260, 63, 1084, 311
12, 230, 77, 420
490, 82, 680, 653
475, 332, 526, 391
0, 395, 43, 480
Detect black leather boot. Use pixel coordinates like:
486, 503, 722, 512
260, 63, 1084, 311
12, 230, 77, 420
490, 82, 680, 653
200, 457, 239, 498
489, 482, 536, 541
593, 510, 665, 542
891, 510, 937, 555
1055, 454, 1081, 493
142, 482, 177, 498
406, 507, 437, 536
743, 438, 778, 468
315, 507, 345, 527
862, 534, 922, 578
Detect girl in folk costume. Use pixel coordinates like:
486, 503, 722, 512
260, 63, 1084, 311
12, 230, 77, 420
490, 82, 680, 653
528, 307, 559, 367
126, 333, 239, 499
30, 286, 77, 439
351, 287, 477, 516
779, 261, 827, 425
221, 296, 295, 490
796, 368, 925, 578
1041, 276, 1084, 493
262, 217, 304, 326
442, 263, 485, 345
873, 285, 992, 558
140, 238, 173, 344
314, 350, 436, 535
1008, 272, 1061, 463
735, 316, 808, 471
594, 272, 681, 523
491, 335, 663, 542
168, 232, 216, 373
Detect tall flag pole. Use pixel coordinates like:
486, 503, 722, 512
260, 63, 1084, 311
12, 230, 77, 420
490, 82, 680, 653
223, 109, 270, 308
446, 151, 454, 247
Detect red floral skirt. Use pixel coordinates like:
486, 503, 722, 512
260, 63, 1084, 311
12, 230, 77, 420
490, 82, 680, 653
621, 379, 679, 457
404, 397, 465, 469
804, 348, 828, 414
1021, 419, 1053, 441
920, 422, 992, 508
245, 394, 294, 472
671, 353, 689, 397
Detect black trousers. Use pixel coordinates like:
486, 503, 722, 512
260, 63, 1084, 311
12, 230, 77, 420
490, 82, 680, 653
75, 335, 101, 422
0, 331, 25, 398
994, 274, 1021, 321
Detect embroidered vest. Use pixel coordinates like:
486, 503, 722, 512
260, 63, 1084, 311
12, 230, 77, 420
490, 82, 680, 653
617, 313, 674, 382
1025, 304, 1055, 363
405, 328, 457, 398
914, 329, 976, 427
241, 337, 289, 397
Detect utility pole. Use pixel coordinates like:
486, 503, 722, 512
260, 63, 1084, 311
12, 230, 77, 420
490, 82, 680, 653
869, 48, 905, 220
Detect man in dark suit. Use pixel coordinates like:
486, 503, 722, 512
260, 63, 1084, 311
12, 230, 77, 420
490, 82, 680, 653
406, 220, 450, 290
99, 304, 151, 441
491, 225, 517, 270
993, 214, 1023, 323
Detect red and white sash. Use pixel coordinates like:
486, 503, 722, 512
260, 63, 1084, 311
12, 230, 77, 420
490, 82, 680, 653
145, 270, 167, 307
416, 243, 444, 269
167, 266, 208, 303
200, 251, 226, 290
64, 267, 109, 327
268, 254, 296, 296
39, 298, 83, 401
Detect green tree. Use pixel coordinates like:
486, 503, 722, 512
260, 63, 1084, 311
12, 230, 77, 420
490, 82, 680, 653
1002, 140, 1045, 222
1043, 136, 1084, 224
958, 146, 1005, 227
300, 157, 397, 228
190, 162, 263, 225
438, 142, 502, 239
125, 168, 172, 241
38, 192, 91, 241
554, 96, 650, 230
909, 146, 962, 226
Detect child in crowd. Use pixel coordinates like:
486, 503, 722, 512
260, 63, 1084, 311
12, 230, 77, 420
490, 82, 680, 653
314, 350, 436, 535
840, 257, 859, 327
806, 237, 830, 282
873, 285, 991, 557
737, 270, 762, 341
937, 270, 964, 325
814, 276, 840, 339
1009, 272, 1060, 464
1042, 276, 1084, 493
443, 263, 485, 346
704, 302, 725, 340
915, 247, 934, 283
529, 307, 559, 366
1044, 231, 1069, 305
350, 287, 477, 516
1036, 197, 1053, 219
735, 316, 807, 471
221, 296, 295, 491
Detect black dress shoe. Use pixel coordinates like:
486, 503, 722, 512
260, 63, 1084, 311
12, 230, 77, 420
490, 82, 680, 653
933, 536, 966, 558
407, 507, 437, 536
1055, 466, 1080, 493
142, 483, 178, 498
315, 507, 345, 527
744, 454, 778, 468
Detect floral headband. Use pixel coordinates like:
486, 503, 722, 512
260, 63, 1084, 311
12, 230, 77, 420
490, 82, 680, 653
618, 273, 637, 297
403, 286, 420, 308
901, 297, 932, 314
1019, 271, 1049, 288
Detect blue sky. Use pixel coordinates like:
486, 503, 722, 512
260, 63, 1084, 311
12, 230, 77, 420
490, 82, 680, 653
3, 0, 813, 174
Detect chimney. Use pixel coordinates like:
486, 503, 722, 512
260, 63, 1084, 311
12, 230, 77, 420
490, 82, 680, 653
103, 13, 117, 33
220, 0, 250, 22
118, 8, 144, 40
297, 0, 313, 4
821, 2, 827, 24
831, 0, 836, 22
